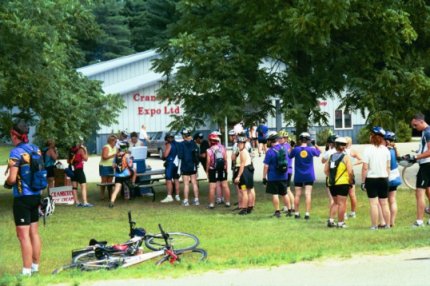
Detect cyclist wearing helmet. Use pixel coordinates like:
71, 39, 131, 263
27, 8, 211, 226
361, 126, 391, 230
263, 132, 290, 218
384, 131, 400, 227
344, 136, 362, 219
160, 133, 181, 203
234, 136, 255, 215
69, 139, 92, 207
322, 134, 338, 222
5, 121, 43, 276
277, 130, 295, 216
109, 142, 134, 207
410, 113, 430, 226
289, 132, 321, 220
206, 133, 231, 209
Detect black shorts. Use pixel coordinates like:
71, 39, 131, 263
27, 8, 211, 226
71, 168, 87, 184
232, 167, 240, 184
46, 166, 55, 178
365, 177, 389, 199
389, 186, 398, 192
258, 138, 267, 144
13, 195, 41, 226
239, 165, 254, 189
115, 176, 131, 184
266, 180, 288, 196
208, 169, 228, 182
329, 184, 349, 197
294, 181, 314, 187
182, 170, 197, 176
416, 163, 430, 189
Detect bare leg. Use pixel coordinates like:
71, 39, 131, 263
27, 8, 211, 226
81, 183, 88, 204
349, 185, 357, 213
416, 188, 426, 221
209, 183, 217, 206
369, 198, 379, 227
221, 180, 231, 204
272, 194, 279, 211
72, 181, 79, 204
379, 198, 391, 227
191, 174, 199, 200
388, 191, 397, 227
29, 223, 41, 265
110, 183, 122, 204
294, 187, 302, 214
16, 225, 32, 268
183, 175, 190, 201
337, 196, 347, 223
305, 185, 313, 213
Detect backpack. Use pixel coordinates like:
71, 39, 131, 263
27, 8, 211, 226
212, 146, 225, 172
19, 144, 48, 192
328, 154, 346, 186
273, 146, 288, 173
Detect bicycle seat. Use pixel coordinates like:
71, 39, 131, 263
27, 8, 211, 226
89, 238, 108, 246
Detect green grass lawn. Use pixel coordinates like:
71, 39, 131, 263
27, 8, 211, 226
0, 145, 13, 165
0, 182, 429, 286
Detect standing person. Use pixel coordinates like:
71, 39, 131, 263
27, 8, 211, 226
109, 142, 134, 208
178, 129, 200, 206
138, 124, 150, 146
408, 113, 430, 227
69, 139, 93, 207
384, 131, 401, 227
361, 126, 391, 230
234, 136, 255, 215
345, 136, 362, 218
206, 133, 231, 209
277, 130, 294, 216
289, 132, 321, 220
322, 135, 338, 220
99, 135, 117, 200
324, 137, 353, 228
129, 132, 144, 147
43, 139, 58, 189
5, 121, 44, 276
160, 133, 181, 203
116, 130, 128, 149
263, 132, 289, 218
256, 121, 268, 157
230, 130, 242, 210
194, 132, 210, 172
249, 125, 258, 149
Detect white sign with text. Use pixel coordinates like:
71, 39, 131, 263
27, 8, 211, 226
50, 186, 74, 205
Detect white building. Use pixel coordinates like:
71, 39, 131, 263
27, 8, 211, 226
77, 51, 366, 153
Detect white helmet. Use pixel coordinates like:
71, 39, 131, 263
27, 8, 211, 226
39, 196, 55, 218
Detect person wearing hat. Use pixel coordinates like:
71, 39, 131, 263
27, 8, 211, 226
194, 132, 210, 171
178, 128, 200, 206
160, 133, 181, 203
277, 130, 295, 215
109, 142, 134, 207
206, 133, 231, 209
289, 132, 321, 220
361, 126, 391, 230
321, 134, 338, 221
324, 137, 353, 228
5, 121, 43, 276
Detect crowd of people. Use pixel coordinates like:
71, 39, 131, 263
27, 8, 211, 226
4, 113, 430, 276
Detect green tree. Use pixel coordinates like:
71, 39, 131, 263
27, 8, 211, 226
0, 0, 124, 148
153, 0, 430, 133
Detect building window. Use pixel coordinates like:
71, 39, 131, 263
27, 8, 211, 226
335, 109, 352, 129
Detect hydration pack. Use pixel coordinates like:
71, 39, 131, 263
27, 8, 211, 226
273, 146, 288, 173
212, 146, 225, 171
328, 154, 345, 186
19, 144, 48, 192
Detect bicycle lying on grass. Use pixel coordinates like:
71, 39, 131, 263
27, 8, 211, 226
52, 211, 207, 273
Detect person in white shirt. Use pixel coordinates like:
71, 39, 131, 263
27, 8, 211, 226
361, 126, 391, 230
139, 124, 150, 146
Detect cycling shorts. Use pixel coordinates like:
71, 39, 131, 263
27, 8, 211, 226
13, 195, 41, 226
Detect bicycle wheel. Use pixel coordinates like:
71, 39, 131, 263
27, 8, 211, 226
72, 250, 97, 264
401, 166, 416, 190
155, 248, 207, 266
52, 263, 79, 274
145, 232, 199, 251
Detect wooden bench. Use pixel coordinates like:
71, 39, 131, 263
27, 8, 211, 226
136, 169, 166, 202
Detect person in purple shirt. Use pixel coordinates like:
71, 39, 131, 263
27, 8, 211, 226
263, 132, 290, 218
289, 132, 321, 220
277, 130, 295, 216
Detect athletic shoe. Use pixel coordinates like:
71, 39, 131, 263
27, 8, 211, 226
108, 202, 114, 208
207, 204, 215, 209
216, 198, 223, 205
348, 212, 357, 218
286, 210, 293, 217
294, 214, 301, 219
412, 221, 425, 228
82, 203, 94, 208
304, 214, 310, 220
273, 211, 281, 218
425, 206, 430, 215
238, 209, 248, 215
160, 196, 174, 203
182, 200, 190, 207
370, 226, 378, 230
247, 207, 254, 214
337, 223, 348, 229
282, 206, 289, 212
76, 203, 83, 207
378, 224, 390, 229
192, 199, 200, 206
225, 202, 231, 208
174, 195, 181, 202
327, 220, 336, 228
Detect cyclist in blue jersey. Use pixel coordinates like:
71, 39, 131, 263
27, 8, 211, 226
5, 121, 42, 276
256, 121, 268, 156
289, 132, 321, 220
160, 133, 181, 203
384, 131, 400, 227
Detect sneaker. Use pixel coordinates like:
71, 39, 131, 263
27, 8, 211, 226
327, 220, 336, 228
370, 226, 378, 230
378, 224, 390, 229
273, 211, 281, 218
225, 202, 231, 208
82, 203, 94, 208
246, 207, 253, 214
174, 195, 181, 202
337, 223, 348, 229
282, 206, 289, 212
412, 221, 425, 227
425, 206, 430, 215
192, 199, 200, 206
238, 209, 248, 215
76, 203, 83, 207
286, 210, 293, 217
304, 214, 310, 220
294, 214, 301, 219
207, 204, 215, 209
108, 202, 114, 208
182, 200, 190, 206
216, 198, 223, 205
348, 212, 356, 218
160, 196, 174, 203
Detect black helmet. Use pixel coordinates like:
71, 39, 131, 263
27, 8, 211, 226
181, 128, 191, 136
327, 135, 338, 144
164, 133, 174, 141
119, 141, 129, 151
299, 132, 311, 141
193, 132, 204, 140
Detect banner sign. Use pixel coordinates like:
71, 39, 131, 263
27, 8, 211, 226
50, 186, 74, 205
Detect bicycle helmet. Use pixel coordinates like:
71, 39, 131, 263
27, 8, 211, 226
181, 128, 191, 136
278, 130, 289, 138
371, 126, 386, 136
237, 136, 247, 143
39, 196, 55, 218
228, 129, 236, 136
335, 137, 347, 146
267, 131, 279, 141
327, 134, 338, 144
193, 132, 204, 140
119, 141, 129, 151
299, 132, 311, 141
384, 131, 396, 142
120, 130, 129, 138
208, 133, 220, 142
164, 133, 174, 141
211, 130, 222, 136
